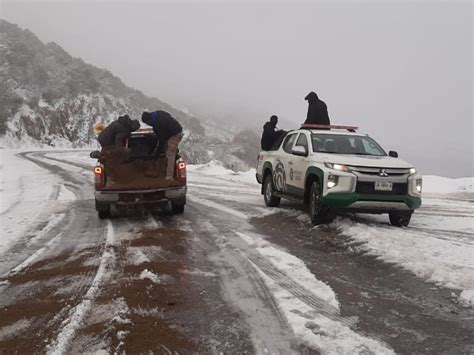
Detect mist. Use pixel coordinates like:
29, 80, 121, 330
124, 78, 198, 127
1, 0, 472, 177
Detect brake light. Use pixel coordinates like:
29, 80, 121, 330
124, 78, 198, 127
175, 160, 187, 185
94, 165, 106, 189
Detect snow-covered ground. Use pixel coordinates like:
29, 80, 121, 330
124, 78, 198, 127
0, 150, 472, 353
0, 149, 62, 254
188, 160, 474, 307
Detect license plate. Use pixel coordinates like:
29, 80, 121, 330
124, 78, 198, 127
374, 181, 393, 191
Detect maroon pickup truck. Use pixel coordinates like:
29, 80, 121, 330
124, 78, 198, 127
91, 129, 187, 219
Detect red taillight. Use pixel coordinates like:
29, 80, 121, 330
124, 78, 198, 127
94, 165, 105, 189
175, 160, 187, 184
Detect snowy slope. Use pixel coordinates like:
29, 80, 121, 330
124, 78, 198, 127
0, 19, 260, 171
423, 175, 473, 195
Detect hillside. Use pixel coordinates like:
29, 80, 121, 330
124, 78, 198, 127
0, 19, 259, 169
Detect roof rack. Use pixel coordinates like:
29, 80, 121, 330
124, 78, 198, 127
300, 124, 358, 132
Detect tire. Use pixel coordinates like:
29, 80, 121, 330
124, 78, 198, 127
308, 181, 326, 225
98, 207, 111, 219
171, 203, 185, 214
263, 174, 281, 207
96, 200, 111, 219
389, 211, 412, 227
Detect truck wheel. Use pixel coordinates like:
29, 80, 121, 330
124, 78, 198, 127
171, 203, 185, 214
98, 207, 111, 219
389, 212, 412, 227
96, 200, 111, 219
263, 174, 281, 207
308, 181, 325, 225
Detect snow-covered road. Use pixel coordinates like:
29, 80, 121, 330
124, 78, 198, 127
0, 150, 473, 354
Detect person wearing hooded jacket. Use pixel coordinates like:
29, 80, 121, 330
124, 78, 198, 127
261, 115, 285, 150
142, 110, 183, 179
304, 91, 330, 126
98, 115, 140, 149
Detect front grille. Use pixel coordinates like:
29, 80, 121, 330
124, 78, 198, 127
350, 167, 410, 176
356, 181, 408, 195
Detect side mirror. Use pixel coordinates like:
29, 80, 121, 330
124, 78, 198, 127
90, 151, 101, 159
389, 150, 398, 158
292, 145, 308, 157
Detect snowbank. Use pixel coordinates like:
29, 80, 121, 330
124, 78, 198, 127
423, 175, 473, 195
188, 160, 256, 185
334, 213, 474, 307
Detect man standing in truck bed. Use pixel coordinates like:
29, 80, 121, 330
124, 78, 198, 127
142, 110, 184, 180
98, 115, 140, 150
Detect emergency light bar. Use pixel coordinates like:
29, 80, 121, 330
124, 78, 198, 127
300, 124, 359, 132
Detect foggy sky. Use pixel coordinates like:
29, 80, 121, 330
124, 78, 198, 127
1, 1, 472, 177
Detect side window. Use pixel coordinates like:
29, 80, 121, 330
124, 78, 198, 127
295, 133, 309, 151
282, 134, 297, 154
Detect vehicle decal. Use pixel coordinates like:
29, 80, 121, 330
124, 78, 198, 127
274, 161, 287, 192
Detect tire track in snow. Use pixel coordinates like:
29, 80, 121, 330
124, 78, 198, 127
46, 220, 115, 355
3, 213, 67, 277
188, 197, 392, 351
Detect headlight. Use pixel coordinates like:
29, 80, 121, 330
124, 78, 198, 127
409, 168, 416, 174
324, 162, 349, 172
327, 174, 339, 189
416, 178, 422, 193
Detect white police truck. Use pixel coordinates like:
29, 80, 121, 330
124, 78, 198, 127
256, 124, 422, 226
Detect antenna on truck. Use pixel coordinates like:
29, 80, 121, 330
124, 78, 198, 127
300, 124, 359, 132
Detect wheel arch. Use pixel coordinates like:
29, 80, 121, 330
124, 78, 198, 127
304, 166, 324, 204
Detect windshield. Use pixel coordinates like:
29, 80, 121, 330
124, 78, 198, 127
311, 134, 387, 156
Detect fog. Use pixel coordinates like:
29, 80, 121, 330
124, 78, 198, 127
1, 1, 472, 177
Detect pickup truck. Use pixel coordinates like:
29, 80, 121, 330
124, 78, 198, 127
256, 125, 422, 226
91, 129, 187, 219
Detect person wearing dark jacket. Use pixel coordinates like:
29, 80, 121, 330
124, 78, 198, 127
261, 115, 284, 150
304, 91, 330, 126
142, 110, 184, 179
98, 115, 140, 149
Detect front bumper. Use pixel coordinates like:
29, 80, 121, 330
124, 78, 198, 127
322, 193, 421, 212
95, 185, 187, 206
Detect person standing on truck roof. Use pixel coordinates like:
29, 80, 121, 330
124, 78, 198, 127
304, 91, 331, 126
142, 110, 184, 180
261, 115, 285, 150
98, 115, 140, 150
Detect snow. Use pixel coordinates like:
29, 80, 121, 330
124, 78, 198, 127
188, 160, 257, 185
259, 271, 393, 354
237, 231, 339, 309
0, 318, 32, 341
423, 175, 473, 195
234, 230, 393, 353
139, 269, 161, 284
0, 149, 61, 256
459, 290, 474, 307
126, 247, 150, 265
333, 195, 474, 306
188, 162, 474, 307
47, 221, 116, 355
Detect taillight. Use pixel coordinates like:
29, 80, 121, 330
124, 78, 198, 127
94, 165, 106, 189
175, 160, 186, 184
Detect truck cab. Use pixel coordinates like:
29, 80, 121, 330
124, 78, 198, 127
256, 125, 422, 226
92, 129, 187, 218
